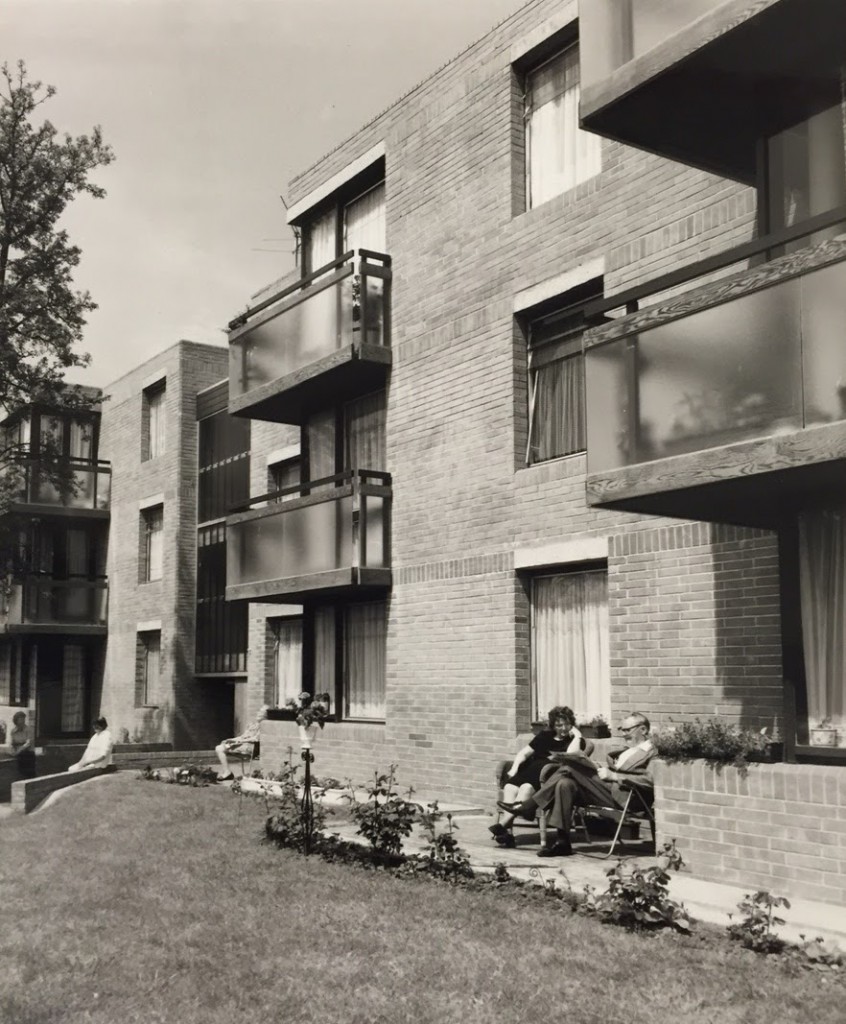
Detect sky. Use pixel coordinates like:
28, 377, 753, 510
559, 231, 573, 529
3, 0, 527, 387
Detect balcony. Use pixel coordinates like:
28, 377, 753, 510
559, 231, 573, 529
1, 456, 111, 515
579, 0, 846, 181
226, 469, 391, 603
0, 577, 109, 633
584, 221, 846, 527
228, 250, 391, 424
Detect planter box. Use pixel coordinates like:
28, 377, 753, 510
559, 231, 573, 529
265, 708, 295, 722
579, 724, 611, 739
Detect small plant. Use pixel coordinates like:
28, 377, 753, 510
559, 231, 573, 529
653, 718, 775, 771
577, 713, 608, 729
415, 802, 474, 882
795, 935, 844, 972
727, 890, 790, 953
492, 862, 512, 884
345, 765, 418, 860
285, 691, 332, 730
584, 839, 689, 932
139, 763, 219, 786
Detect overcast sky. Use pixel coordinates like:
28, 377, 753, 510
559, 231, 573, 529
4, 0, 526, 386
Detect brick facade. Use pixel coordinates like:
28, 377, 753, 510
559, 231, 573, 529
251, 0, 778, 808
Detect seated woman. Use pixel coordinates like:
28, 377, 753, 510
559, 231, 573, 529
489, 705, 585, 848
11, 711, 37, 779
68, 718, 114, 773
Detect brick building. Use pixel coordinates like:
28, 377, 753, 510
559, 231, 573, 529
4, 0, 845, 905
222, 0, 846, 904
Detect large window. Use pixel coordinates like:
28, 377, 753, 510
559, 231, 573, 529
302, 165, 386, 275
798, 508, 846, 745
530, 568, 610, 722
525, 42, 601, 209
137, 631, 161, 706
143, 381, 166, 461
526, 279, 602, 464
141, 505, 163, 582
309, 601, 387, 721
197, 409, 250, 523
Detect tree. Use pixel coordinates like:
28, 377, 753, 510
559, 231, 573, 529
0, 60, 113, 413
0, 62, 113, 595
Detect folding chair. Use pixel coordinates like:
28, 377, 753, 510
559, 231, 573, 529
579, 776, 655, 859
226, 740, 259, 778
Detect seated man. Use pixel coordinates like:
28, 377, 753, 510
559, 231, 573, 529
68, 718, 114, 773
498, 712, 656, 858
215, 705, 268, 781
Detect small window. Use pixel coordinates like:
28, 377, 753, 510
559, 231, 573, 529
0, 644, 28, 707
530, 567, 610, 722
140, 506, 163, 582
143, 382, 166, 461
525, 279, 602, 464
268, 456, 301, 502
137, 631, 161, 706
524, 42, 601, 209
270, 617, 304, 707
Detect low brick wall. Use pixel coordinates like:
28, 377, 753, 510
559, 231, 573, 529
11, 766, 117, 814
655, 760, 846, 906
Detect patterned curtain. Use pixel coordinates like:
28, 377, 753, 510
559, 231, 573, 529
61, 643, 85, 733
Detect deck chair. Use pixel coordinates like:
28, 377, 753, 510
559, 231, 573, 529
224, 740, 259, 778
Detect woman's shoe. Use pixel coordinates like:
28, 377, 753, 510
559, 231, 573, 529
496, 800, 521, 814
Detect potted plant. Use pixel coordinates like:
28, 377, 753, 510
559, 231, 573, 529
286, 691, 332, 748
747, 724, 784, 763
577, 714, 611, 739
809, 717, 838, 747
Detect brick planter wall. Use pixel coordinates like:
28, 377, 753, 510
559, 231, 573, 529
655, 760, 846, 906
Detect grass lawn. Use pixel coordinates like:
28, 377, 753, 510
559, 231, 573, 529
1, 773, 842, 1024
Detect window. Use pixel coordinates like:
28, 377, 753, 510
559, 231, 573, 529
144, 382, 166, 460
765, 96, 846, 253
271, 617, 303, 707
344, 391, 386, 472
0, 644, 27, 706
301, 163, 385, 274
268, 456, 301, 502
141, 505, 163, 582
195, 522, 247, 674
137, 631, 161, 706
797, 507, 846, 745
525, 279, 602, 464
308, 602, 387, 721
197, 409, 250, 523
345, 601, 387, 720
525, 42, 601, 209
61, 643, 85, 733
530, 568, 610, 721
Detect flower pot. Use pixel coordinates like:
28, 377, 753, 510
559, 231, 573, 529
747, 741, 784, 763
265, 708, 294, 721
579, 724, 611, 739
298, 724, 318, 749
809, 727, 838, 747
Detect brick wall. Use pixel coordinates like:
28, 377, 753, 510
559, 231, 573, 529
656, 760, 846, 906
231, 0, 781, 809
100, 341, 229, 747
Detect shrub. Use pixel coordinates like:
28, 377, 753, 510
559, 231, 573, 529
583, 840, 690, 932
263, 761, 326, 852
345, 765, 418, 859
727, 890, 790, 953
413, 802, 474, 882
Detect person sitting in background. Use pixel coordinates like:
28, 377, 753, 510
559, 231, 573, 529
498, 712, 656, 858
68, 718, 114, 773
489, 705, 586, 848
11, 711, 37, 779
215, 705, 268, 781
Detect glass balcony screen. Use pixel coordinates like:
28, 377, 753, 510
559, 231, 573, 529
586, 259, 846, 473
229, 275, 358, 401
16, 462, 111, 510
580, 0, 718, 91
4, 581, 108, 626
228, 496, 355, 586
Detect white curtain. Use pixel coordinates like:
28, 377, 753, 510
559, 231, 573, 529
527, 44, 601, 208
345, 391, 387, 472
307, 207, 337, 274
146, 509, 163, 581
148, 388, 166, 458
142, 633, 161, 705
344, 182, 386, 253
69, 420, 92, 460
61, 643, 85, 732
527, 353, 585, 462
306, 409, 336, 488
799, 509, 846, 728
0, 645, 11, 704
531, 571, 610, 721
314, 607, 336, 696
345, 601, 386, 720
273, 618, 303, 707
